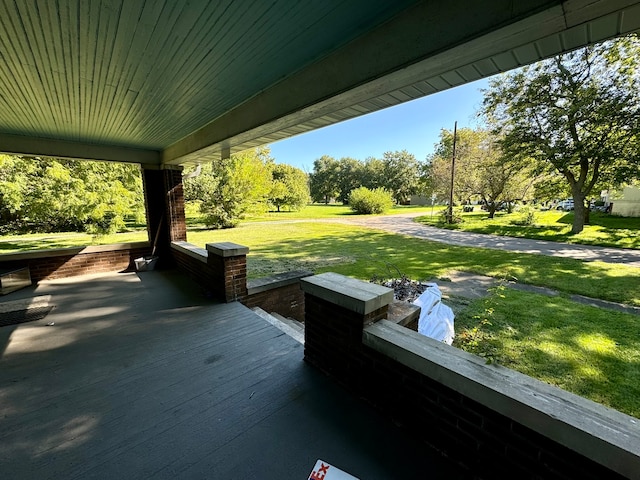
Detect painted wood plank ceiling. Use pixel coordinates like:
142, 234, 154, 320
0, 0, 412, 151
1, 0, 639, 165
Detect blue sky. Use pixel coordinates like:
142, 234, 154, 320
269, 77, 491, 171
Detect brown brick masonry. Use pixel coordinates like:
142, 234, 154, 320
0, 243, 151, 283
171, 241, 309, 319
301, 274, 638, 480
245, 270, 312, 322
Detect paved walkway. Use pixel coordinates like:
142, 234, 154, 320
331, 213, 640, 267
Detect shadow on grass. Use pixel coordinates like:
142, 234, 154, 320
0, 231, 149, 253
415, 211, 640, 249
0, 237, 85, 252
206, 225, 640, 306
455, 289, 640, 417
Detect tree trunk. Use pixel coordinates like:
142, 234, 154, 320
488, 204, 497, 219
571, 193, 586, 234
584, 203, 590, 225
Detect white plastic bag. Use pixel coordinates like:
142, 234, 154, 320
412, 283, 455, 345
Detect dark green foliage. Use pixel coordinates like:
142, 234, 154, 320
269, 164, 309, 212
309, 151, 423, 205
482, 34, 640, 233
184, 148, 272, 229
309, 155, 340, 203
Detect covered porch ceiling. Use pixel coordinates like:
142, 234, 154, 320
1, 0, 640, 167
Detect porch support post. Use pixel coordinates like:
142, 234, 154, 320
142, 166, 187, 264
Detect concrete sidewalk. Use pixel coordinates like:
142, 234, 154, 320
334, 213, 640, 267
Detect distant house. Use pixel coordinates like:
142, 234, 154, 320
410, 195, 431, 206
612, 186, 640, 217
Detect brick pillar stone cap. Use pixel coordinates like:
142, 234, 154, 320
206, 242, 249, 257
301, 272, 393, 315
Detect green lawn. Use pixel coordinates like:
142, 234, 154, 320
186, 221, 640, 307
455, 287, 640, 418
416, 209, 640, 249
185, 202, 437, 228
2, 204, 640, 418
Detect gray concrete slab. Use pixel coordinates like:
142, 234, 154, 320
0, 270, 459, 479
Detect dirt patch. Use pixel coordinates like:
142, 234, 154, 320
435, 271, 497, 300
247, 255, 355, 278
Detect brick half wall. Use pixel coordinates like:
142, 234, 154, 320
0, 242, 151, 282
301, 273, 640, 480
245, 270, 312, 322
171, 241, 310, 318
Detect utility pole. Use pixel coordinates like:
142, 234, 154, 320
447, 121, 457, 224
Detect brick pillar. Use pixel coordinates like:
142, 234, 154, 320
206, 242, 249, 303
163, 168, 187, 243
142, 166, 187, 265
300, 273, 393, 380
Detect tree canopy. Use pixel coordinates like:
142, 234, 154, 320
309, 155, 340, 204
482, 34, 640, 233
184, 148, 274, 228
0, 155, 143, 235
308, 151, 423, 205
183, 147, 309, 228
427, 128, 536, 218
269, 163, 309, 212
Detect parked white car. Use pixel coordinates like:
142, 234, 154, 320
556, 199, 574, 211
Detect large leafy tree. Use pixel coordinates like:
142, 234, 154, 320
427, 128, 535, 218
482, 35, 640, 233
309, 151, 423, 205
0, 155, 143, 234
268, 164, 309, 212
381, 150, 421, 204
184, 148, 272, 228
309, 155, 339, 203
336, 157, 364, 204
360, 156, 386, 190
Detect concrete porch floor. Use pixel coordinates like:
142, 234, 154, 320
0, 270, 460, 479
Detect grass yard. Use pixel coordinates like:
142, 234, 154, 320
455, 287, 640, 418
0, 230, 148, 253
416, 209, 640, 249
186, 221, 640, 307
185, 202, 436, 228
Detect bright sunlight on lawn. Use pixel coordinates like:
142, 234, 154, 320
455, 287, 640, 418
416, 208, 640, 249
186, 218, 640, 418
186, 221, 640, 307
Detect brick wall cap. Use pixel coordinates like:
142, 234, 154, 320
206, 242, 249, 257
364, 320, 640, 479
171, 241, 207, 263
387, 300, 421, 327
0, 242, 150, 262
247, 269, 313, 295
301, 272, 393, 315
